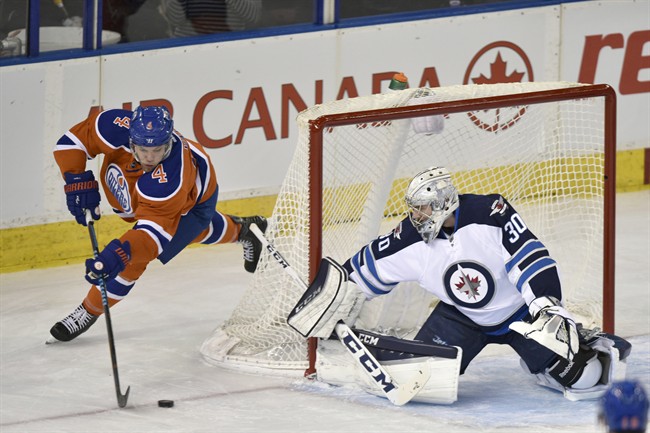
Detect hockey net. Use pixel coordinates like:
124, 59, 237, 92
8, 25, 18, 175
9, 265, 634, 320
201, 82, 616, 375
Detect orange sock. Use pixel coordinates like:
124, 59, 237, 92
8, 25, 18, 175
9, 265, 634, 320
221, 214, 241, 243
82, 285, 121, 316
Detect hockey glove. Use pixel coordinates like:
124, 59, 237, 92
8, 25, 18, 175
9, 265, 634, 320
509, 296, 579, 361
64, 170, 101, 226
85, 239, 131, 284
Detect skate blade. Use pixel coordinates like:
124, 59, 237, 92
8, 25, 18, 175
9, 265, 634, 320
45, 336, 61, 345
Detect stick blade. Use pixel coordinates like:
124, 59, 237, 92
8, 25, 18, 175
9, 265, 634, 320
117, 386, 131, 408
386, 362, 432, 406
334, 322, 429, 406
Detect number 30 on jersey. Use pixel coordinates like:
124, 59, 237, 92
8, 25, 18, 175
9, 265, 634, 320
504, 213, 527, 243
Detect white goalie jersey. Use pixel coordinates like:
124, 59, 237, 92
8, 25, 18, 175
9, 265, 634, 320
342, 194, 565, 336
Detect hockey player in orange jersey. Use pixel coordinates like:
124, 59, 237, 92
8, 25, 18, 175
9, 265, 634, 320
49, 105, 267, 342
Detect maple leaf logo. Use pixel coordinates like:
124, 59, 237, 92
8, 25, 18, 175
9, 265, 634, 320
462, 41, 533, 133
455, 272, 481, 300
472, 52, 525, 84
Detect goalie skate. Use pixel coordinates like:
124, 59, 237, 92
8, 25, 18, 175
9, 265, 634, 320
49, 303, 98, 342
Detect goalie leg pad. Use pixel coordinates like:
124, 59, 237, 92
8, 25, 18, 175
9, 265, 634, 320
316, 332, 462, 405
585, 330, 630, 384
287, 257, 364, 338
547, 345, 600, 388
526, 329, 631, 401
376, 356, 461, 405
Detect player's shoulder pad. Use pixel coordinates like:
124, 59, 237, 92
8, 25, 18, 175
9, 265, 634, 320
457, 194, 515, 228
136, 134, 184, 199
96, 108, 134, 151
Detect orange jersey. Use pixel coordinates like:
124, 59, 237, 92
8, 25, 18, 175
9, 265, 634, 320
54, 109, 218, 266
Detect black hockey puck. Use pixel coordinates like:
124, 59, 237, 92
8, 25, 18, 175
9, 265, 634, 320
158, 400, 174, 408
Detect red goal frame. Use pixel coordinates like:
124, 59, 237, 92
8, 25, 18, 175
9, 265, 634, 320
306, 84, 617, 374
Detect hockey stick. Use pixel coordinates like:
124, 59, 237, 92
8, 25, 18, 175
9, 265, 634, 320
249, 224, 430, 406
85, 210, 130, 408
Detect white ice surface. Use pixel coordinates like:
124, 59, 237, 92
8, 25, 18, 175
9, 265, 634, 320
1, 191, 648, 433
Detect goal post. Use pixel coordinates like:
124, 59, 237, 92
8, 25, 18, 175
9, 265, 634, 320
201, 82, 616, 376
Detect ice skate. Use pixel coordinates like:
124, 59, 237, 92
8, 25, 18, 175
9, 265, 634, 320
231, 215, 267, 273
49, 303, 99, 342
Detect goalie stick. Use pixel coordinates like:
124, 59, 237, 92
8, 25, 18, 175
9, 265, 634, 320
86, 210, 130, 408
249, 223, 431, 406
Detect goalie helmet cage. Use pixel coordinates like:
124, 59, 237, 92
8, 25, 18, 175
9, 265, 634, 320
201, 82, 616, 377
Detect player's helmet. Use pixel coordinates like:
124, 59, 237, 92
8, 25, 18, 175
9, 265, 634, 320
129, 106, 174, 161
600, 380, 649, 432
405, 166, 459, 243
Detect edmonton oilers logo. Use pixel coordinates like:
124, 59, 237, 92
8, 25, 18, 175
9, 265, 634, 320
106, 164, 132, 214
443, 261, 496, 309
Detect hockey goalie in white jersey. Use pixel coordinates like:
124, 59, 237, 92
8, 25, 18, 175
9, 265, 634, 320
287, 166, 631, 404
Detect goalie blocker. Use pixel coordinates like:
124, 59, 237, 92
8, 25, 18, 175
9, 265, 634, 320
287, 257, 363, 338
287, 256, 462, 404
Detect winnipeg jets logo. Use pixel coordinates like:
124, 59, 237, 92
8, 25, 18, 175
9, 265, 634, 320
490, 196, 508, 216
106, 164, 132, 214
455, 264, 481, 300
443, 261, 495, 308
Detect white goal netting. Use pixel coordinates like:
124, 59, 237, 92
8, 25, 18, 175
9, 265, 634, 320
201, 82, 614, 374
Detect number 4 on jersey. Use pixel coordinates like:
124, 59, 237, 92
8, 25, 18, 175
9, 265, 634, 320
152, 166, 168, 183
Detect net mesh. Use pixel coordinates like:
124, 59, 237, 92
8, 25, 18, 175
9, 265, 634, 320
201, 82, 610, 373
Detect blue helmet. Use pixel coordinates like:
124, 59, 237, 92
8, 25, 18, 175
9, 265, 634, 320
601, 380, 649, 432
129, 106, 174, 147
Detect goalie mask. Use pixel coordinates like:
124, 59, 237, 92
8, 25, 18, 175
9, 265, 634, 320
129, 106, 174, 170
405, 166, 459, 243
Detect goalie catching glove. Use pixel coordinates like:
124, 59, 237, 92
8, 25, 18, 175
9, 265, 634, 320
509, 296, 579, 361
287, 257, 364, 339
